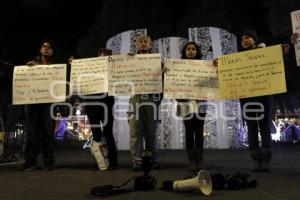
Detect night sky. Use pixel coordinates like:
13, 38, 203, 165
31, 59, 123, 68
0, 0, 300, 65
0, 0, 102, 65
1, 0, 300, 112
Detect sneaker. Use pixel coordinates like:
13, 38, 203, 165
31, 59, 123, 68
20, 162, 36, 171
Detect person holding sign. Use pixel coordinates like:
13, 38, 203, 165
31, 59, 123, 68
239, 30, 273, 172
290, 32, 299, 45
290, 32, 300, 66
176, 42, 207, 177
129, 35, 162, 171
21, 39, 57, 171
274, 33, 300, 113
84, 48, 118, 170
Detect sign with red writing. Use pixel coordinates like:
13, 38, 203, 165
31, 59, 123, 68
107, 54, 162, 96
291, 10, 300, 66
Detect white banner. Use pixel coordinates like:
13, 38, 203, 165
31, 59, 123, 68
218, 45, 286, 99
13, 64, 66, 105
164, 58, 219, 100
71, 57, 108, 95
108, 54, 162, 96
291, 10, 300, 66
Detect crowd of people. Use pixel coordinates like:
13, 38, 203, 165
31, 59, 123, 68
0, 30, 299, 175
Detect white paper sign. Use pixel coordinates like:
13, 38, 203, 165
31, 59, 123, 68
108, 54, 162, 96
71, 57, 108, 95
218, 45, 286, 99
13, 64, 66, 105
164, 58, 219, 100
291, 10, 300, 66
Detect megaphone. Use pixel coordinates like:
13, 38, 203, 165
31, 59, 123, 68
163, 170, 212, 195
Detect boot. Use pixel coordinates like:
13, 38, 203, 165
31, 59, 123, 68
260, 148, 272, 172
196, 148, 204, 170
186, 148, 198, 173
250, 149, 261, 172
108, 151, 119, 170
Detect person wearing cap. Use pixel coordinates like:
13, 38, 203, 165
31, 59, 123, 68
239, 30, 273, 172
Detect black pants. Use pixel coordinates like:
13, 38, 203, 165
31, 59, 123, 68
25, 104, 55, 165
240, 96, 273, 150
184, 113, 206, 149
84, 96, 118, 166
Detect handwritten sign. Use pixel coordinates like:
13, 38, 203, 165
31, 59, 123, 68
291, 10, 300, 66
108, 54, 162, 96
13, 64, 66, 105
164, 58, 219, 100
71, 57, 108, 95
218, 45, 286, 99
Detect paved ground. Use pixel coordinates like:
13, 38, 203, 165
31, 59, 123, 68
0, 142, 300, 200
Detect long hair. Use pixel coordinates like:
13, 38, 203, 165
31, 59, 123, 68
181, 41, 202, 59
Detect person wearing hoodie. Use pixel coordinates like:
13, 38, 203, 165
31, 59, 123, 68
239, 30, 273, 172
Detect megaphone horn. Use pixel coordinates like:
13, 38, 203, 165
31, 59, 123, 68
173, 170, 212, 195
